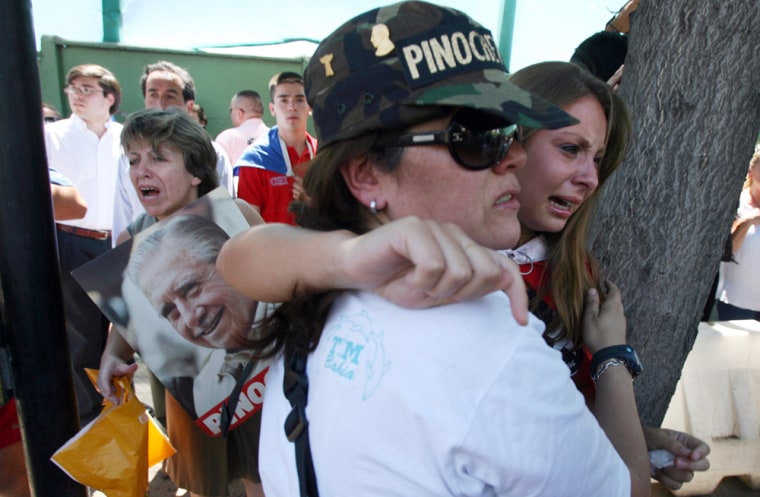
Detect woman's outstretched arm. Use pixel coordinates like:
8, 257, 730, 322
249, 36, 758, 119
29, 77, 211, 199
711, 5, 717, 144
218, 217, 528, 324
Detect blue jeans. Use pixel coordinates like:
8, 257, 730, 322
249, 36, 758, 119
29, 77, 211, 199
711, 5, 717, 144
716, 301, 760, 321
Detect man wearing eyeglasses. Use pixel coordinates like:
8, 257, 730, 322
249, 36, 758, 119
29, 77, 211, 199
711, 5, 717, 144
43, 63, 123, 426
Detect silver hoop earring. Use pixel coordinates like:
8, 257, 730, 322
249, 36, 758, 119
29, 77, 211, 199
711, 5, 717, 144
370, 200, 378, 214
504, 249, 534, 275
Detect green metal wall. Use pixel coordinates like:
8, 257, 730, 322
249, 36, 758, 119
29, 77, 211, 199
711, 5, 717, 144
38, 36, 311, 137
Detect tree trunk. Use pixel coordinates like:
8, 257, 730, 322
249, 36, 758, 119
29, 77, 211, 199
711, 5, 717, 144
589, 0, 760, 426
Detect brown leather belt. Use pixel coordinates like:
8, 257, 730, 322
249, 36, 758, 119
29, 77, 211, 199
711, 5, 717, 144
56, 223, 111, 241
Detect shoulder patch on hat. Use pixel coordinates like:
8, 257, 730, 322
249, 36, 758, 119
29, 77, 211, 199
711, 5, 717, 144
399, 25, 504, 89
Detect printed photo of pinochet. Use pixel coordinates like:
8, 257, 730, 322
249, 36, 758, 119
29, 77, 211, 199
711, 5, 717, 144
73, 187, 271, 437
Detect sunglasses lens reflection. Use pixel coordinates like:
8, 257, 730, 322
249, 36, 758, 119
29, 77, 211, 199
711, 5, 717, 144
451, 124, 512, 170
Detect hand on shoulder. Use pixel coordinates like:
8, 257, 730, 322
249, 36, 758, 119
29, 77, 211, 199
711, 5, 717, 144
341, 217, 528, 323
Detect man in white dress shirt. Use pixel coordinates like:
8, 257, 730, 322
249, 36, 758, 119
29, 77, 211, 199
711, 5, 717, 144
44, 63, 123, 425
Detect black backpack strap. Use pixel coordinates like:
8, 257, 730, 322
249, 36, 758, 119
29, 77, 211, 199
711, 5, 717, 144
219, 358, 256, 438
284, 351, 320, 497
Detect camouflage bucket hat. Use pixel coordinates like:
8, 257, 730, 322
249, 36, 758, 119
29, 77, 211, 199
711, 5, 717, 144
305, 0, 577, 149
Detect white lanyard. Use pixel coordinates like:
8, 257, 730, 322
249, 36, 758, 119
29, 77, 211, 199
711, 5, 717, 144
278, 136, 315, 177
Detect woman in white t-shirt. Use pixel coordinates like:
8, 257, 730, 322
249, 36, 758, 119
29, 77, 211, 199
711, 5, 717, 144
218, 3, 651, 496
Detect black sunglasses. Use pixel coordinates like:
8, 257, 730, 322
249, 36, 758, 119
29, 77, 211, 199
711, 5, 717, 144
382, 110, 521, 170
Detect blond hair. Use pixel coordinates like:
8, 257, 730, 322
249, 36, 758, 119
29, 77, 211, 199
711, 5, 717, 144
509, 61, 632, 347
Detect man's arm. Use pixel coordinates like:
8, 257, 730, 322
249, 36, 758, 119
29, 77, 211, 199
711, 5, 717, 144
48, 167, 87, 220
51, 184, 87, 220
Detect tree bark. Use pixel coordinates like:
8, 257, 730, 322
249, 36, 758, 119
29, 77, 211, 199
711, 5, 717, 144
589, 0, 760, 426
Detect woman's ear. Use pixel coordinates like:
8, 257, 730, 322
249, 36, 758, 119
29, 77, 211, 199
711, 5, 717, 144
340, 154, 387, 210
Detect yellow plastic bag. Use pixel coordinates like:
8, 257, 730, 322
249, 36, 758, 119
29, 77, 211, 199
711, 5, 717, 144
51, 369, 176, 497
